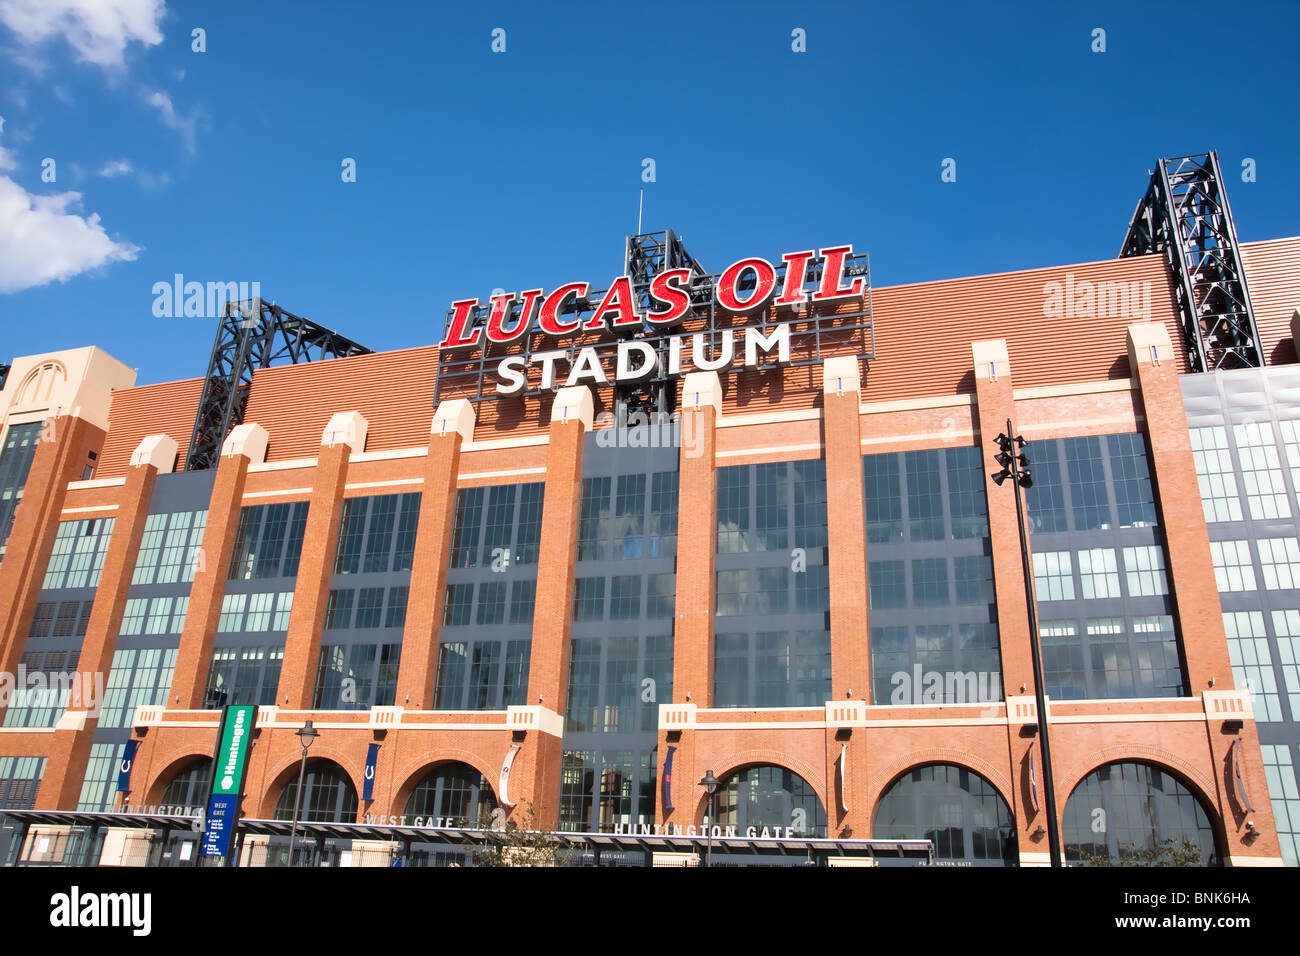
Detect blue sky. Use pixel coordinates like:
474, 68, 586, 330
1, 1, 1297, 386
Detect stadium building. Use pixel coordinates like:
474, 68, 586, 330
0, 152, 1297, 867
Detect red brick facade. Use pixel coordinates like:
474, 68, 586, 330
0, 251, 1293, 867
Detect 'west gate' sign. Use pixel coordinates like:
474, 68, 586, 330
437, 245, 868, 394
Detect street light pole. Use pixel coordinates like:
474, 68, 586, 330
992, 420, 1062, 867
286, 720, 319, 867
698, 770, 719, 869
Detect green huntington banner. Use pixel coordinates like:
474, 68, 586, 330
212, 705, 256, 797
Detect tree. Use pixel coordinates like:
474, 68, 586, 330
1076, 837, 1207, 867
470, 803, 563, 868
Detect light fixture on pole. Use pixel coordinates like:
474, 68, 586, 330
699, 770, 719, 869
287, 720, 319, 867
992, 420, 1061, 867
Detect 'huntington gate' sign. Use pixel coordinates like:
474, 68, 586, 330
432, 242, 873, 406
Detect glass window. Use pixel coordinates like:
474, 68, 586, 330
1210, 539, 1257, 592
1032, 551, 1075, 601
1189, 427, 1243, 523
874, 764, 1016, 864
1223, 612, 1281, 722
1063, 762, 1218, 865
1258, 537, 1300, 590
1234, 422, 1291, 521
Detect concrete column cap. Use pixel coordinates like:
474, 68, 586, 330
972, 339, 1011, 380
681, 371, 722, 418
321, 411, 369, 454
431, 398, 476, 443
1127, 322, 1175, 369
550, 385, 594, 429
129, 433, 178, 472
822, 355, 862, 396
221, 422, 269, 463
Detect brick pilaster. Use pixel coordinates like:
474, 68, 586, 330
970, 340, 1042, 858
673, 373, 720, 709
394, 402, 470, 709
0, 415, 104, 675
1127, 324, 1234, 692
519, 387, 589, 827
278, 442, 350, 709
36, 439, 168, 809
168, 431, 261, 709
822, 357, 871, 702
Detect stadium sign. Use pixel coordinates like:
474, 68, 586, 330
437, 245, 868, 395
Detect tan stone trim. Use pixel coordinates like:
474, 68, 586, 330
457, 467, 548, 481
247, 457, 318, 473
717, 443, 823, 460
351, 446, 428, 462
343, 478, 423, 492
66, 476, 127, 490
59, 504, 119, 515
717, 408, 823, 428
1012, 379, 1136, 400
860, 393, 975, 415
241, 488, 312, 500
463, 434, 551, 451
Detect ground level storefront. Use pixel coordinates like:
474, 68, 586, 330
0, 811, 934, 867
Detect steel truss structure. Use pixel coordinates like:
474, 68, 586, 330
1120, 150, 1262, 372
433, 230, 874, 423
184, 300, 372, 471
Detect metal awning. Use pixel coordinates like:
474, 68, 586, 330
1, 810, 198, 830
1, 811, 934, 861
239, 819, 933, 860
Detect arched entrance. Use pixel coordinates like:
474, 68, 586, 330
403, 762, 498, 829
1062, 761, 1220, 866
713, 764, 828, 838
159, 758, 212, 812
873, 763, 1017, 866
397, 762, 500, 867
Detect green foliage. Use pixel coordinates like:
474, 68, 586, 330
470, 803, 560, 868
1075, 837, 1206, 867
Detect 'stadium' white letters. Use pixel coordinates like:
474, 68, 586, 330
494, 325, 790, 393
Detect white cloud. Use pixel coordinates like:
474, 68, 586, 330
96, 157, 131, 177
135, 168, 169, 190
0, 115, 15, 171
0, 0, 165, 69
146, 89, 198, 153
0, 177, 140, 293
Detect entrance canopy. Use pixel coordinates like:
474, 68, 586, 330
1, 810, 934, 864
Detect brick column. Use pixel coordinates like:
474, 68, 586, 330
35, 435, 176, 809
278, 413, 366, 710
659, 374, 720, 834
520, 386, 590, 828
822, 356, 870, 702
0, 415, 105, 673
970, 340, 1042, 861
168, 424, 267, 709
673, 372, 720, 709
395, 400, 473, 709
1127, 324, 1234, 691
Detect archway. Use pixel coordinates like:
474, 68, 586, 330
1062, 761, 1220, 866
158, 757, 212, 812
713, 764, 828, 838
402, 762, 499, 829
873, 763, 1017, 865
273, 758, 359, 824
